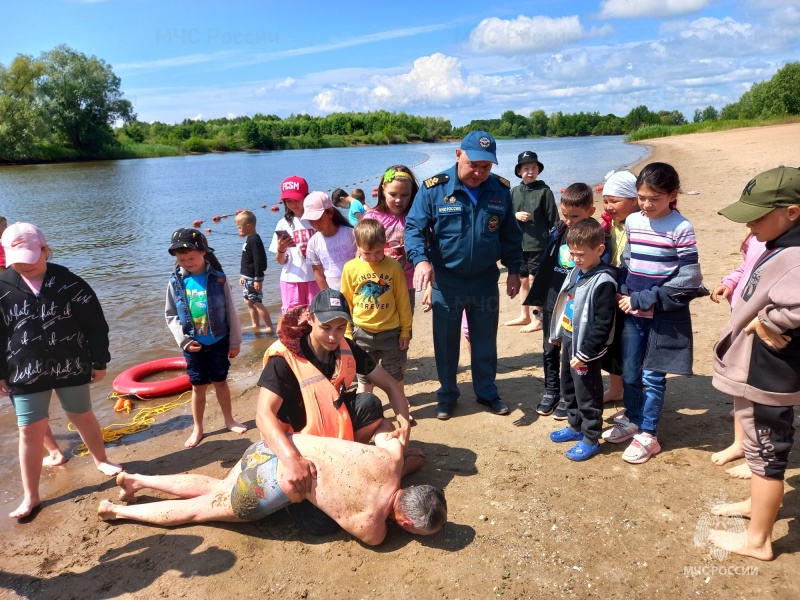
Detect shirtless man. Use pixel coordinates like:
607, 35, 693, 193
98, 432, 446, 546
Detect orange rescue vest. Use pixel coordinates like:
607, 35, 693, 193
263, 338, 356, 440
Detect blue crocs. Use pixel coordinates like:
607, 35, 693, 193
565, 440, 601, 461
550, 426, 583, 443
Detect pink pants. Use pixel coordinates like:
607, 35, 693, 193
280, 280, 321, 313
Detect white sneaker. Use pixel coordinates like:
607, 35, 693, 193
602, 418, 638, 444
622, 432, 661, 464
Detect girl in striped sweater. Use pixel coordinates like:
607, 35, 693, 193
602, 162, 706, 464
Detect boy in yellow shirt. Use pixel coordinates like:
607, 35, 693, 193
341, 219, 413, 393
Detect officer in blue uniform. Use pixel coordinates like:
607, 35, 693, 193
405, 131, 523, 419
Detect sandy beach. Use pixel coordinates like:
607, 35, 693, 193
2, 123, 800, 600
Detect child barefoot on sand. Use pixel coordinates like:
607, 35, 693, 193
0, 223, 122, 518
709, 231, 767, 479
505, 151, 558, 333
165, 228, 246, 448
708, 166, 800, 561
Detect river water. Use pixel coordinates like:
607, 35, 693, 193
0, 136, 648, 509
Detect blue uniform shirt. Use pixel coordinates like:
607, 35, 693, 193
405, 164, 523, 278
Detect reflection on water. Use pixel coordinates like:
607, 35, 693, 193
0, 137, 647, 513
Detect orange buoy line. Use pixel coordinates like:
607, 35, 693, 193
191, 151, 434, 232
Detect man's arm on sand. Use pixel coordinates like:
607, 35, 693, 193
365, 365, 410, 446
255, 387, 317, 493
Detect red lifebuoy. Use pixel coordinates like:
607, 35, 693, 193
113, 357, 191, 398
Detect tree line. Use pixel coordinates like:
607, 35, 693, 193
1, 44, 798, 163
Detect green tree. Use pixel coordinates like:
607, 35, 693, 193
0, 54, 46, 160
37, 44, 134, 152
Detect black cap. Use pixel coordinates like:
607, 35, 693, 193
168, 228, 209, 255
310, 289, 352, 323
515, 151, 544, 177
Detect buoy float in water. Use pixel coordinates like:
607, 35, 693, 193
271, 205, 280, 211
212, 215, 221, 222
192, 219, 203, 227
560, 188, 566, 193
222, 214, 228, 218
596, 185, 603, 192
261, 204, 266, 208
205, 228, 212, 233
235, 209, 243, 215
371, 192, 378, 198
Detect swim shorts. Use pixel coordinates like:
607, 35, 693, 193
230, 441, 292, 520
241, 278, 263, 304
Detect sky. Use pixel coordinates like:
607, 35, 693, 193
2, 0, 799, 126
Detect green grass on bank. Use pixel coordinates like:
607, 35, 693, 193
626, 116, 800, 142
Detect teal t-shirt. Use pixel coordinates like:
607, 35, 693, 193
184, 274, 223, 346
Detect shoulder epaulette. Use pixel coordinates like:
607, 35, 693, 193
423, 173, 449, 189
494, 175, 511, 188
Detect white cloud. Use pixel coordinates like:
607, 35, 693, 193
227, 112, 237, 119
191, 113, 203, 121
599, 0, 711, 19
467, 15, 610, 55
664, 16, 751, 40
275, 77, 296, 89
313, 53, 482, 112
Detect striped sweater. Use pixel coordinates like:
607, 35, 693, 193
624, 210, 698, 293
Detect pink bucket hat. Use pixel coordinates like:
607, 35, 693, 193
2, 223, 48, 265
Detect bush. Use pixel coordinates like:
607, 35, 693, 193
182, 137, 209, 152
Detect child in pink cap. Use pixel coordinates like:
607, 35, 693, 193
0, 223, 122, 519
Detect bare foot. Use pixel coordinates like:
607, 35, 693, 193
711, 443, 744, 466
97, 499, 118, 521
226, 421, 248, 435
711, 497, 751, 518
96, 460, 123, 477
504, 316, 530, 327
726, 462, 753, 480
708, 528, 773, 561
519, 321, 543, 333
263, 327, 274, 335
185, 427, 204, 448
9, 496, 41, 519
603, 390, 623, 404
116, 472, 139, 503
43, 451, 67, 467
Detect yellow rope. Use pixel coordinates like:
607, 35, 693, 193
68, 391, 191, 457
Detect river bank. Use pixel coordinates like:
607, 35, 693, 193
2, 125, 799, 599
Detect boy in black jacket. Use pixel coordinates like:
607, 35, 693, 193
523, 183, 599, 418
235, 210, 274, 333
548, 219, 617, 461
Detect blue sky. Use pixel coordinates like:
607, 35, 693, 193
2, 0, 798, 125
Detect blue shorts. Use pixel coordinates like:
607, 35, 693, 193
241, 279, 263, 304
183, 336, 230, 385
230, 441, 292, 520
11, 384, 92, 426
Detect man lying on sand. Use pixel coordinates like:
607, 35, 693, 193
98, 431, 446, 546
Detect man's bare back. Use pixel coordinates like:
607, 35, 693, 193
280, 433, 404, 544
